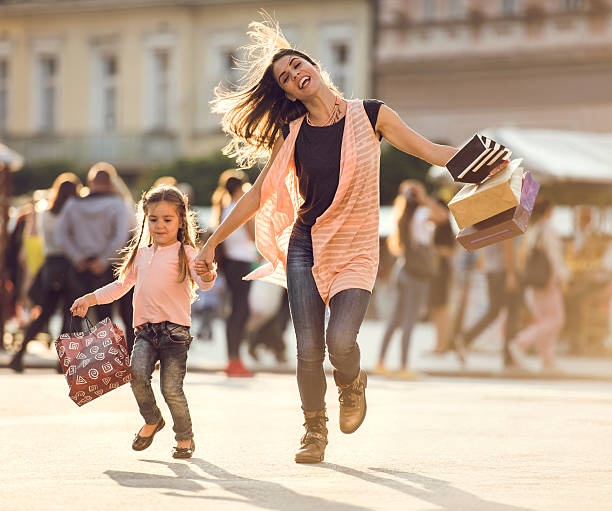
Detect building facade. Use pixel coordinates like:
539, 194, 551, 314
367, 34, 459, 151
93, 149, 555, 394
376, 0, 612, 145
0, 0, 375, 169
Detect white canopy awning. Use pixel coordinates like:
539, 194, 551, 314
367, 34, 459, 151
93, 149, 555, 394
428, 128, 612, 206
429, 128, 612, 185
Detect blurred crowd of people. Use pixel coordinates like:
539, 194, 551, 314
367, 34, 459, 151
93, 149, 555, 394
370, 182, 612, 377
3, 165, 612, 377
1, 165, 291, 375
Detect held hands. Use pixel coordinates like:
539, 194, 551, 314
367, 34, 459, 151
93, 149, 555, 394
195, 242, 218, 283
70, 293, 96, 317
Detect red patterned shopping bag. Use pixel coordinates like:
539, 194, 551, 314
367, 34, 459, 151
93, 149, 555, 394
55, 317, 133, 407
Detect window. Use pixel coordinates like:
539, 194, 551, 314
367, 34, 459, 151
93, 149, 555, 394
0, 59, 7, 132
319, 23, 355, 95
423, 0, 438, 21
38, 56, 58, 132
559, 0, 586, 11
152, 49, 170, 130
143, 32, 177, 132
102, 55, 117, 130
222, 48, 242, 87
93, 54, 119, 131
330, 42, 350, 92
501, 0, 522, 15
449, 0, 465, 18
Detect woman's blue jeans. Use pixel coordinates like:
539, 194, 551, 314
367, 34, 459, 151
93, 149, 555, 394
130, 321, 193, 441
286, 222, 371, 412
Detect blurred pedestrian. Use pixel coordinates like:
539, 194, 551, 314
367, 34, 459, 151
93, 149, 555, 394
191, 229, 227, 340
454, 237, 522, 367
428, 194, 456, 355
5, 197, 41, 327
95, 161, 138, 353
71, 184, 216, 458
374, 181, 447, 378
210, 169, 257, 377
194, 17, 477, 464
509, 200, 568, 372
248, 286, 290, 364
55, 165, 131, 329
9, 173, 82, 372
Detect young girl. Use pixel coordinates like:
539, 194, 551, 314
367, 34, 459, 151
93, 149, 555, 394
71, 185, 216, 459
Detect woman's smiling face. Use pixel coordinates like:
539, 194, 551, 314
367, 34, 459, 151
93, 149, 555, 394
273, 54, 321, 99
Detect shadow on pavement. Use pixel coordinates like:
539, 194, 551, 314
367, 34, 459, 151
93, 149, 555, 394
317, 463, 535, 511
105, 458, 371, 511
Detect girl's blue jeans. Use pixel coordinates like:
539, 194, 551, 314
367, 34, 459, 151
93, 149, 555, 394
130, 321, 193, 441
286, 222, 371, 412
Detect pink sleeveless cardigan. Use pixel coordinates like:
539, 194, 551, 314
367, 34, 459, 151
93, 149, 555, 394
245, 100, 381, 304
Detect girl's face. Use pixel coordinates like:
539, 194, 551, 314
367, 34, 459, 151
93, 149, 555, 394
273, 54, 321, 100
147, 201, 181, 247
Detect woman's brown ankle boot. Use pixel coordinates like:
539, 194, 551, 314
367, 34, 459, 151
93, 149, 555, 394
294, 409, 328, 464
334, 369, 367, 434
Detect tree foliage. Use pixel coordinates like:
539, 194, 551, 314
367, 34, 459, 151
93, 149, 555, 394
11, 160, 83, 197
11, 144, 436, 207
141, 153, 259, 206
379, 143, 431, 205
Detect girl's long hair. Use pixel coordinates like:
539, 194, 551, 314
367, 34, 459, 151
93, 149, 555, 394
49, 172, 81, 214
117, 185, 199, 299
211, 15, 341, 168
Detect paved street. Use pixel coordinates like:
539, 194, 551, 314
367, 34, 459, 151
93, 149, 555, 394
2, 369, 612, 511
3, 316, 612, 381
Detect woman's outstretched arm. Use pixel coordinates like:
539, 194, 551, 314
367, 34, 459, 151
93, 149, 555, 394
375, 104, 458, 167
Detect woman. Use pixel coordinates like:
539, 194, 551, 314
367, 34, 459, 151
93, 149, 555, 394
428, 195, 456, 355
9, 173, 82, 373
195, 17, 461, 464
210, 169, 258, 377
509, 200, 568, 372
374, 181, 447, 379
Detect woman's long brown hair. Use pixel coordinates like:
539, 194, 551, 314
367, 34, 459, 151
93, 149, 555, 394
211, 16, 340, 168
48, 172, 81, 214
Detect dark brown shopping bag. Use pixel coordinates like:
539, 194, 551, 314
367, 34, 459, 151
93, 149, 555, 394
55, 317, 133, 407
446, 133, 512, 184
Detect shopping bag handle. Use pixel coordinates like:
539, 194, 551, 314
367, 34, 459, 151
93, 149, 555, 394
67, 314, 94, 334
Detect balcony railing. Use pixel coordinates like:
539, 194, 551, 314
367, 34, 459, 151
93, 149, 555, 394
1, 132, 180, 167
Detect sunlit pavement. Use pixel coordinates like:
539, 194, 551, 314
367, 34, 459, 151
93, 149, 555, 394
3, 317, 612, 381
2, 369, 612, 511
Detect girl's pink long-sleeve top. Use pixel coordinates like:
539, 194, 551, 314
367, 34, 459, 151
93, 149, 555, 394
94, 241, 213, 327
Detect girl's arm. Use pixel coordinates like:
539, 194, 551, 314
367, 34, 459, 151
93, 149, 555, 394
376, 105, 458, 166
70, 264, 137, 317
196, 136, 285, 273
